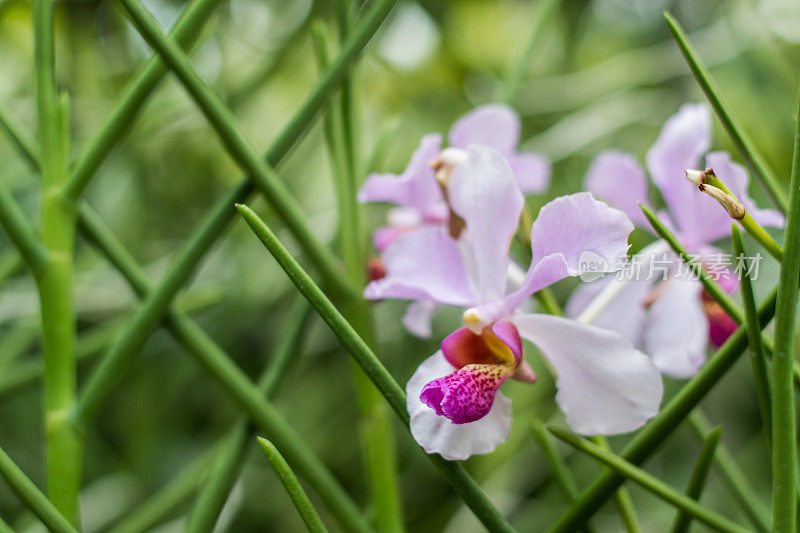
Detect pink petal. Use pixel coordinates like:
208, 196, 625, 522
440, 321, 523, 369
402, 300, 438, 338
643, 276, 708, 378
514, 314, 663, 435
407, 352, 512, 460
448, 146, 524, 303
701, 290, 738, 347
586, 151, 651, 228
420, 363, 512, 424
364, 226, 478, 307
448, 104, 520, 155
645, 103, 711, 246
509, 152, 551, 195
358, 133, 444, 214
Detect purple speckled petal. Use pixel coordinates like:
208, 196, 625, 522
402, 300, 439, 338
448, 146, 524, 303
407, 352, 512, 460
698, 151, 785, 243
643, 276, 708, 379
645, 104, 711, 245
509, 152, 551, 194
364, 226, 478, 307
420, 363, 512, 424
586, 151, 651, 228
448, 104, 519, 154
514, 314, 663, 435
358, 133, 444, 214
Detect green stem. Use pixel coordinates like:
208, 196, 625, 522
312, 23, 404, 533
116, 0, 361, 299
549, 427, 749, 533
236, 204, 515, 532
185, 300, 313, 532
591, 436, 641, 533
769, 73, 800, 533
664, 12, 789, 214
669, 425, 722, 533
34, 0, 80, 518
546, 288, 777, 532
688, 411, 770, 533
731, 225, 772, 434
0, 443, 78, 533
257, 437, 329, 533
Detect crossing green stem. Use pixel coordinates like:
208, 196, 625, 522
669, 425, 722, 533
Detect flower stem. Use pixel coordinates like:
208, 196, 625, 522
236, 203, 516, 532
669, 425, 722, 533
34, 0, 81, 520
258, 437, 329, 533
549, 427, 749, 533
768, 73, 800, 533
591, 436, 642, 533
664, 12, 789, 214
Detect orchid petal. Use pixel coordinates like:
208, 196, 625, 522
448, 104, 519, 154
441, 321, 522, 369
585, 151, 651, 228
514, 314, 662, 435
643, 276, 708, 379
407, 352, 512, 460
358, 133, 444, 214
645, 103, 711, 244
420, 363, 511, 424
364, 226, 478, 307
509, 152, 551, 194
402, 300, 438, 338
448, 146, 524, 303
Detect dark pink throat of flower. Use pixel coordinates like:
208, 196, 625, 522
419, 321, 532, 425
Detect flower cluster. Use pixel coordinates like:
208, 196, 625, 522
359, 102, 782, 460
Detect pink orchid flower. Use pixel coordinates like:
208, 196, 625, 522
358, 104, 550, 336
567, 103, 784, 378
366, 146, 663, 460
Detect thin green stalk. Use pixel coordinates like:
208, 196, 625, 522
185, 300, 313, 532
669, 425, 722, 533
63, 0, 225, 201
313, 23, 403, 533
0, 177, 48, 273
0, 444, 77, 533
0, 102, 39, 169
591, 436, 641, 533
74, 0, 398, 426
531, 421, 596, 533
34, 0, 80, 517
731, 225, 772, 434
546, 288, 778, 532
108, 449, 215, 533
75, 204, 370, 533
116, 0, 359, 299
688, 411, 770, 533
769, 74, 800, 533
236, 204, 516, 533
499, 0, 559, 104
664, 12, 788, 213
0, 515, 13, 533
257, 438, 328, 533
548, 427, 749, 533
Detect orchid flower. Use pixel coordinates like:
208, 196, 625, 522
358, 104, 550, 337
567, 103, 784, 378
366, 146, 663, 460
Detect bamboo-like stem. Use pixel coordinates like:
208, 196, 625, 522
116, 0, 361, 299
236, 204, 515, 532
669, 425, 721, 533
546, 288, 777, 532
664, 12, 789, 214
312, 23, 404, 533
769, 74, 800, 533
185, 301, 313, 532
591, 436, 641, 533
0, 443, 77, 533
688, 411, 770, 532
549, 427, 749, 533
731, 225, 772, 434
74, 0, 397, 426
257, 438, 329, 533
33, 0, 81, 519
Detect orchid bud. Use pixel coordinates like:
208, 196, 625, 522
431, 147, 468, 186
698, 183, 746, 219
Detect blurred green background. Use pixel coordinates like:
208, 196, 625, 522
0, 0, 796, 530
